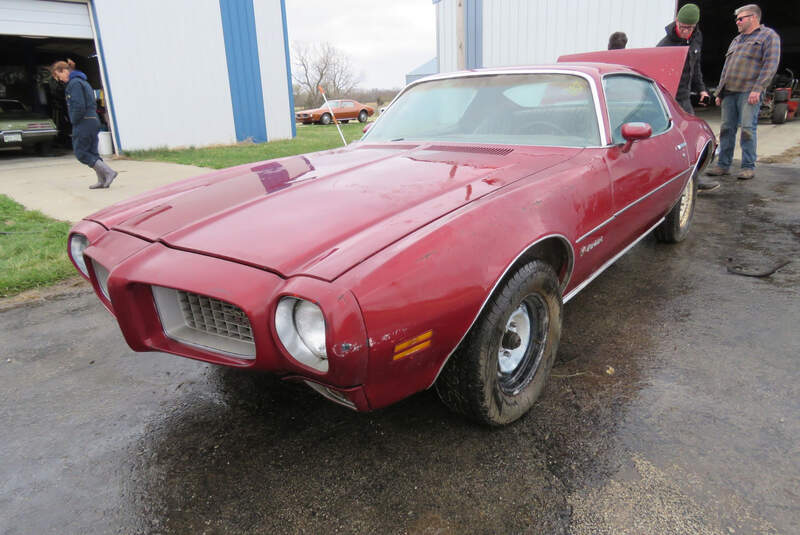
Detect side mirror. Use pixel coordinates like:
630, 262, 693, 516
362, 123, 373, 134
620, 122, 652, 153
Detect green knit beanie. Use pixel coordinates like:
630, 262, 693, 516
677, 4, 700, 25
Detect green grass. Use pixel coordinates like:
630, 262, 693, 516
125, 122, 371, 169
0, 196, 74, 298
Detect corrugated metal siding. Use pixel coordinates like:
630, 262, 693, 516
253, 0, 294, 141
482, 0, 676, 67
0, 0, 92, 39
437, 0, 677, 73
93, 0, 236, 150
436, 1, 458, 73
219, 0, 267, 143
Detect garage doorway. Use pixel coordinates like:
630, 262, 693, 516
0, 0, 114, 159
0, 35, 109, 153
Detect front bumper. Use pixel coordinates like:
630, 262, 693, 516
75, 225, 371, 409
0, 129, 57, 148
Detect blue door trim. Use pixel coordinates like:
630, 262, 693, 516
465, 0, 483, 69
88, 1, 122, 151
219, 0, 268, 143
280, 0, 296, 138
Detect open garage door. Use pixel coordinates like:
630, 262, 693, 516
0, 1, 112, 155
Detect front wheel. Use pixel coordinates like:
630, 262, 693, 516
771, 102, 788, 124
655, 171, 696, 243
320, 113, 332, 125
436, 260, 562, 426
358, 110, 368, 123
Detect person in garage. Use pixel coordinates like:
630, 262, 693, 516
50, 60, 117, 189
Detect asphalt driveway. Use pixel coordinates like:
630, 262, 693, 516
1, 162, 797, 534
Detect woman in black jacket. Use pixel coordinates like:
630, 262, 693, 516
51, 60, 117, 189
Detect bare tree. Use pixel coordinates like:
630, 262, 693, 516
292, 42, 359, 107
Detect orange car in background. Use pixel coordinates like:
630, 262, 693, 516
295, 99, 374, 125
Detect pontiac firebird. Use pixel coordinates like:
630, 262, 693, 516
68, 49, 715, 425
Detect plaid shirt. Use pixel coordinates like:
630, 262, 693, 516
718, 25, 781, 94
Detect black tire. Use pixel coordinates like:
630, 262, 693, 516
655, 172, 697, 243
320, 113, 332, 125
358, 110, 368, 123
771, 102, 788, 124
436, 260, 562, 426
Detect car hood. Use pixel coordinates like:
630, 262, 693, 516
89, 143, 581, 280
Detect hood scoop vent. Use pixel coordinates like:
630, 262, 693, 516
358, 144, 419, 150
427, 145, 514, 156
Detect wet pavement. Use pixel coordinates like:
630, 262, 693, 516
1, 164, 798, 534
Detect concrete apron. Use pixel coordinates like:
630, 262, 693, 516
0, 106, 798, 224
0, 154, 208, 223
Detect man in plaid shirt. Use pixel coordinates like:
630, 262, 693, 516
706, 4, 780, 181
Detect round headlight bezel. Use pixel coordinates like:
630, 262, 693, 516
68, 233, 90, 277
275, 297, 328, 373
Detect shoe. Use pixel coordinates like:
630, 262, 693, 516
88, 181, 104, 189
698, 180, 720, 192
705, 166, 729, 177
737, 169, 755, 180
92, 159, 118, 188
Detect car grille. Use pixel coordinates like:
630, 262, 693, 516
151, 286, 256, 358
177, 290, 254, 343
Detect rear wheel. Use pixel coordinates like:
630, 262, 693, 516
436, 260, 562, 426
358, 110, 368, 123
655, 171, 696, 243
772, 102, 788, 124
320, 113, 332, 125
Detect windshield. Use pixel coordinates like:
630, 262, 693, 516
0, 100, 26, 112
363, 73, 600, 147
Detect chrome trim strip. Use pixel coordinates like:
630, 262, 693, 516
428, 233, 574, 388
369, 69, 609, 147
563, 217, 664, 304
576, 165, 692, 244
615, 166, 691, 216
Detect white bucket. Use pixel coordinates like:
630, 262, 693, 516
97, 131, 113, 155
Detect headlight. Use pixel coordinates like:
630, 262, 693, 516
275, 297, 328, 372
68, 233, 90, 277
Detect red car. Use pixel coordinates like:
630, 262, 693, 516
68, 49, 715, 425
295, 99, 374, 125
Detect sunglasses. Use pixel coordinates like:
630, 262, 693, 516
735, 14, 754, 22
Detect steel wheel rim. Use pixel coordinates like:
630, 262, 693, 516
497, 294, 549, 395
678, 176, 694, 228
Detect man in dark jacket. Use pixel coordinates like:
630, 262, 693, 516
657, 3, 710, 115
658, 3, 717, 191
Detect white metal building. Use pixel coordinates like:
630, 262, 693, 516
0, 0, 295, 152
434, 0, 676, 72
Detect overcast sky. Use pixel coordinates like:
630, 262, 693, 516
284, 0, 437, 89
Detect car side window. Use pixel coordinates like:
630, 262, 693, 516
343, 101, 355, 108
603, 75, 670, 144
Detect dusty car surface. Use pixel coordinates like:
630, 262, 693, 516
69, 50, 715, 425
295, 99, 374, 124
0, 99, 57, 153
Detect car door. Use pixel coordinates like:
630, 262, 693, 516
341, 101, 356, 120
602, 74, 690, 251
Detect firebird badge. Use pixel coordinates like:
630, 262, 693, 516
580, 236, 603, 257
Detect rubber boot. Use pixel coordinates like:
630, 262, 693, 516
89, 164, 105, 189
92, 159, 118, 188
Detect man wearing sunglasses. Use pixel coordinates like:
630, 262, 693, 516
706, 4, 781, 181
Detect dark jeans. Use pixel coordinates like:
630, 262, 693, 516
72, 116, 101, 167
677, 96, 693, 115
